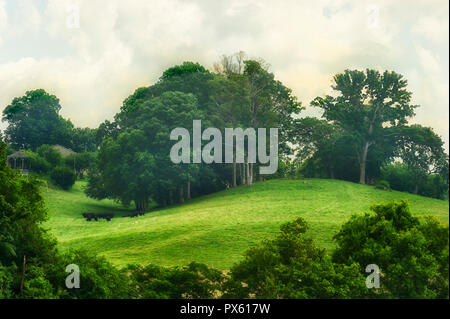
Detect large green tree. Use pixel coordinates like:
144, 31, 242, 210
87, 91, 203, 211
0, 140, 58, 297
312, 69, 417, 184
212, 54, 302, 186
71, 127, 98, 153
2, 89, 74, 150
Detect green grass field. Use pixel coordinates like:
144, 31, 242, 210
43, 179, 449, 270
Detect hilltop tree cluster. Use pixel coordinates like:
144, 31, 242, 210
84, 56, 301, 211
1, 53, 448, 205
292, 69, 448, 199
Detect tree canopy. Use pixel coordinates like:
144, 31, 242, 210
2, 89, 74, 150
311, 69, 417, 184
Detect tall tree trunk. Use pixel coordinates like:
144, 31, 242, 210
359, 141, 370, 184
241, 163, 246, 185
169, 190, 174, 205
187, 179, 191, 200
414, 183, 419, 194
179, 187, 184, 204
232, 159, 237, 187
135, 198, 149, 212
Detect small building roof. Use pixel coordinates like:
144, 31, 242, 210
52, 145, 76, 157
7, 151, 29, 159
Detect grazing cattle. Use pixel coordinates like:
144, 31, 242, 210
82, 211, 146, 221
82, 212, 114, 222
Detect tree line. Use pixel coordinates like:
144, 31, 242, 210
1, 52, 448, 206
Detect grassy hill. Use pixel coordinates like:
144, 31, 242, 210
43, 179, 449, 269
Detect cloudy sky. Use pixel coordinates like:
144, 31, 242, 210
0, 0, 448, 149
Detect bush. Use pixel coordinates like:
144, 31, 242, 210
381, 163, 448, 199
333, 200, 449, 298
1, 140, 59, 298
24, 150, 51, 174
380, 163, 414, 192
0, 266, 14, 298
65, 152, 96, 178
374, 180, 390, 190
36, 144, 63, 167
222, 218, 367, 298
124, 262, 224, 299
50, 166, 76, 190
43, 250, 128, 299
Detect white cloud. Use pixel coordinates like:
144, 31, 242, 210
17, 0, 42, 32
412, 12, 449, 45
0, 0, 448, 150
0, 0, 7, 44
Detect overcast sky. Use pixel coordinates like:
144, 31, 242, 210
0, 0, 448, 150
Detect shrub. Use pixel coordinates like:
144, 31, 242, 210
381, 163, 448, 199
50, 166, 76, 190
333, 200, 449, 298
374, 180, 390, 190
23, 265, 58, 299
0, 266, 14, 298
222, 218, 367, 298
24, 151, 51, 174
124, 262, 224, 299
1, 140, 59, 298
36, 144, 63, 167
44, 250, 128, 299
65, 152, 96, 178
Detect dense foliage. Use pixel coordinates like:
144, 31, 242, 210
1, 57, 448, 299
124, 262, 224, 299
222, 218, 367, 298
333, 200, 449, 298
292, 70, 448, 199
1, 141, 137, 298
2, 90, 73, 150
380, 163, 448, 199
50, 166, 76, 190
1, 142, 448, 299
1, 60, 447, 202
2, 89, 99, 153
86, 55, 301, 209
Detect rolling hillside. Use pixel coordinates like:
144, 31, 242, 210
43, 179, 449, 269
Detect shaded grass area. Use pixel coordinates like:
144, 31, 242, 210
43, 179, 449, 269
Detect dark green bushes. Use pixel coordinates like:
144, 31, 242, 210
222, 200, 448, 299
381, 163, 448, 199
222, 218, 367, 298
124, 262, 224, 299
374, 180, 391, 190
333, 200, 449, 298
50, 166, 76, 190
36, 145, 63, 167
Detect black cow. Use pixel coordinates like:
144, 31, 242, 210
82, 212, 114, 222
